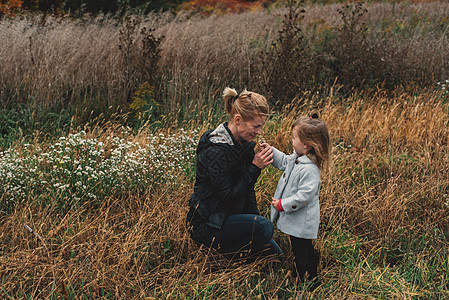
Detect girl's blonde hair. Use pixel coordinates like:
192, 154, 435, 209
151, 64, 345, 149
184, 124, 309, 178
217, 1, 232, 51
292, 111, 331, 170
223, 87, 269, 121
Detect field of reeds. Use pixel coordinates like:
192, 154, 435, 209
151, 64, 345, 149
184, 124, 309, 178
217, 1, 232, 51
1, 0, 449, 299
1, 1, 449, 122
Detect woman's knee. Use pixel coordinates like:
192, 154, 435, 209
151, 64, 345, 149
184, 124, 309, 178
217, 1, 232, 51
254, 216, 274, 241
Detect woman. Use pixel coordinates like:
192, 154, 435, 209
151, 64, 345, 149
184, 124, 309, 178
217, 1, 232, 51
186, 87, 282, 259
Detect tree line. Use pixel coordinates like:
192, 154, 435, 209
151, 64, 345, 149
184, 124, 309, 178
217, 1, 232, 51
0, 0, 184, 17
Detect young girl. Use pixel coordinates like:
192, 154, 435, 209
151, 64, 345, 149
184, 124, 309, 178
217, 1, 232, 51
262, 112, 331, 283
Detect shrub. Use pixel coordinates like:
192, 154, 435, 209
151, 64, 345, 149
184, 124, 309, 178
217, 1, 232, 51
329, 2, 372, 89
259, 0, 312, 108
0, 128, 198, 213
119, 15, 164, 101
0, 0, 23, 18
128, 81, 163, 128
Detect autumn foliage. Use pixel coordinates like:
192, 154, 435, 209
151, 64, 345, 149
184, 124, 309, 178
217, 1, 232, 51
0, 0, 23, 17
180, 0, 273, 15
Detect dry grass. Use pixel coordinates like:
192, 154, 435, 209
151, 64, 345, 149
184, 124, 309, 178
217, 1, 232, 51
1, 1, 449, 298
320, 90, 448, 244
260, 88, 449, 244
1, 1, 449, 114
1, 89, 448, 298
0, 16, 120, 106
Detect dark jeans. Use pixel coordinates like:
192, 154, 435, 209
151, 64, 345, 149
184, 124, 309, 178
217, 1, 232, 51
193, 214, 283, 259
289, 236, 320, 281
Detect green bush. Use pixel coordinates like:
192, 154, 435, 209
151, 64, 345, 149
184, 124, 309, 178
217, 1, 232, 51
0, 128, 198, 213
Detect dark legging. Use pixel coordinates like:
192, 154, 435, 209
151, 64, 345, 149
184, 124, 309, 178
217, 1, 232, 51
289, 236, 320, 281
193, 214, 283, 258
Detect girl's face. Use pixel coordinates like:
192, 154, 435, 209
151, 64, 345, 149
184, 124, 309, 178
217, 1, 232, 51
292, 127, 307, 155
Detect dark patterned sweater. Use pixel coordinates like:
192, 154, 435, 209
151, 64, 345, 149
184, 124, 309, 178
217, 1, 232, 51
186, 122, 261, 239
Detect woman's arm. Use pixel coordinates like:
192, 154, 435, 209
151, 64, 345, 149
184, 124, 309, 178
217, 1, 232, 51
252, 144, 273, 169
203, 146, 261, 209
244, 188, 260, 215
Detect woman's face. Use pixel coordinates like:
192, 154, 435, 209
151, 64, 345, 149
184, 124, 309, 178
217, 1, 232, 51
236, 114, 267, 142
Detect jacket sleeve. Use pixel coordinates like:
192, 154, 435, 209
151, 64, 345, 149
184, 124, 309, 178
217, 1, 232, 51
204, 146, 261, 209
281, 166, 321, 214
272, 147, 290, 171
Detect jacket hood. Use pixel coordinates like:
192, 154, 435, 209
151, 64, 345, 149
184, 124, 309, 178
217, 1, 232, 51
197, 122, 255, 155
209, 123, 235, 145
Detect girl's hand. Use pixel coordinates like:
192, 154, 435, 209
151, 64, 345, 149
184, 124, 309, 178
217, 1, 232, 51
253, 144, 273, 169
271, 198, 280, 211
259, 142, 271, 150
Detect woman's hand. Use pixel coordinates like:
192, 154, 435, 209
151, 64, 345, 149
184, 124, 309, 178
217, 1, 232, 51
253, 143, 273, 169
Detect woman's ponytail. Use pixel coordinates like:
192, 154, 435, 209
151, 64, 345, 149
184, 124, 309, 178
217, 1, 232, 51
222, 87, 269, 121
223, 87, 239, 116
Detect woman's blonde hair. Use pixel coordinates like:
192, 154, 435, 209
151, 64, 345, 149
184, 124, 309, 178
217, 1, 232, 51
223, 87, 269, 121
292, 111, 331, 170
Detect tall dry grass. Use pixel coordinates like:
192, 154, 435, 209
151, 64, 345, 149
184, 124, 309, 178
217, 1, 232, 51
1, 1, 449, 298
1, 1, 449, 116
0, 16, 119, 105
318, 90, 448, 243
261, 88, 449, 245
1, 90, 448, 298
